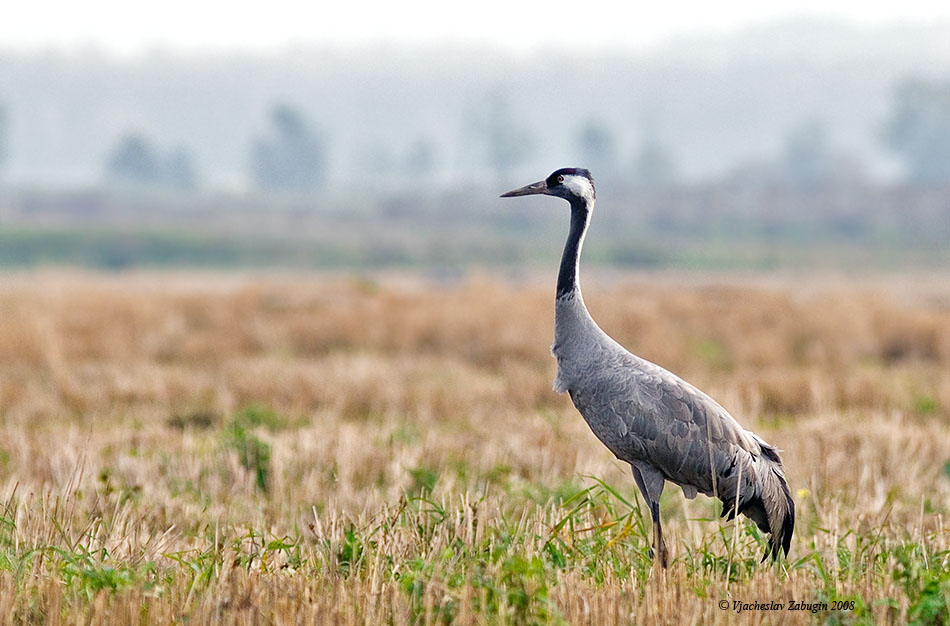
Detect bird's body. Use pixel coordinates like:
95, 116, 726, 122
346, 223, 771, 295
502, 168, 794, 566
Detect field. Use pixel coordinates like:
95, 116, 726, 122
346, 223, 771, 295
0, 270, 947, 624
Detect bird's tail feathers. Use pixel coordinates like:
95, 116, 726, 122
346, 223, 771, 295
754, 448, 795, 561
760, 469, 794, 560
719, 446, 794, 561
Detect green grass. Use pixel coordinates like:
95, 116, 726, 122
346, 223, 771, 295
0, 471, 945, 624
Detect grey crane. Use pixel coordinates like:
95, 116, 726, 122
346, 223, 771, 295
501, 168, 794, 567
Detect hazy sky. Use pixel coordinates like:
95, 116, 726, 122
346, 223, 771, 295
4, 0, 950, 54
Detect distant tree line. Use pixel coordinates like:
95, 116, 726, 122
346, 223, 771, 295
101, 102, 327, 193
7, 76, 950, 192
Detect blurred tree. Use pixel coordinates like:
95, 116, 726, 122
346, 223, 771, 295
105, 133, 163, 185
250, 103, 326, 192
781, 119, 832, 184
164, 147, 198, 190
104, 133, 199, 190
576, 119, 618, 178
632, 112, 677, 187
775, 119, 866, 186
885, 78, 950, 183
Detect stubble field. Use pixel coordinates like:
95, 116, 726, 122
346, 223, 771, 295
0, 271, 947, 624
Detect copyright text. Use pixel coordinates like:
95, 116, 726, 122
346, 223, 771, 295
717, 599, 855, 614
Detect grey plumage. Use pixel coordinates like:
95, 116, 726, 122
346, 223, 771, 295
502, 168, 794, 566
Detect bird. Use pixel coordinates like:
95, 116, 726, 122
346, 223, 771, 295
501, 168, 794, 567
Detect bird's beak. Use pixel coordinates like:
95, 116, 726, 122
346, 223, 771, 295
500, 180, 548, 198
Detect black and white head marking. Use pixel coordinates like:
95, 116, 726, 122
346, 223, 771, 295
545, 167, 596, 204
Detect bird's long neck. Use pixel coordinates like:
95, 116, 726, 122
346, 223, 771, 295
556, 198, 593, 299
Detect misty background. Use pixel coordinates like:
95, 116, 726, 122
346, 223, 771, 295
2, 16, 950, 271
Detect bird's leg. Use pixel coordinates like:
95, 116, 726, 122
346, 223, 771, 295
650, 501, 669, 569
632, 464, 669, 568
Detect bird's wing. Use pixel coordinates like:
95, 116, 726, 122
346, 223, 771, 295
571, 346, 767, 500
570, 344, 794, 556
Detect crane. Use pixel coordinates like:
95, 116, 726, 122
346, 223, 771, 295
501, 168, 794, 567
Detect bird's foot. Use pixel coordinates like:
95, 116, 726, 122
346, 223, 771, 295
648, 544, 669, 568
656, 539, 669, 569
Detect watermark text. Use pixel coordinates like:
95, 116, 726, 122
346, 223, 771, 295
717, 599, 855, 614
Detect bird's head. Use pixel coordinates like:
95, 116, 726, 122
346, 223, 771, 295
500, 168, 595, 206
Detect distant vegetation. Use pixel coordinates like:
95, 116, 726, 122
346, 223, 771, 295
3, 25, 950, 272
5, 21, 950, 188
0, 182, 947, 271
885, 78, 950, 183
104, 133, 197, 190
250, 104, 327, 193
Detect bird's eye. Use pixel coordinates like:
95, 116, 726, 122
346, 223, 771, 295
557, 175, 564, 183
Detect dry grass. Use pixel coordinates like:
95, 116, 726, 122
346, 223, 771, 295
0, 270, 947, 624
